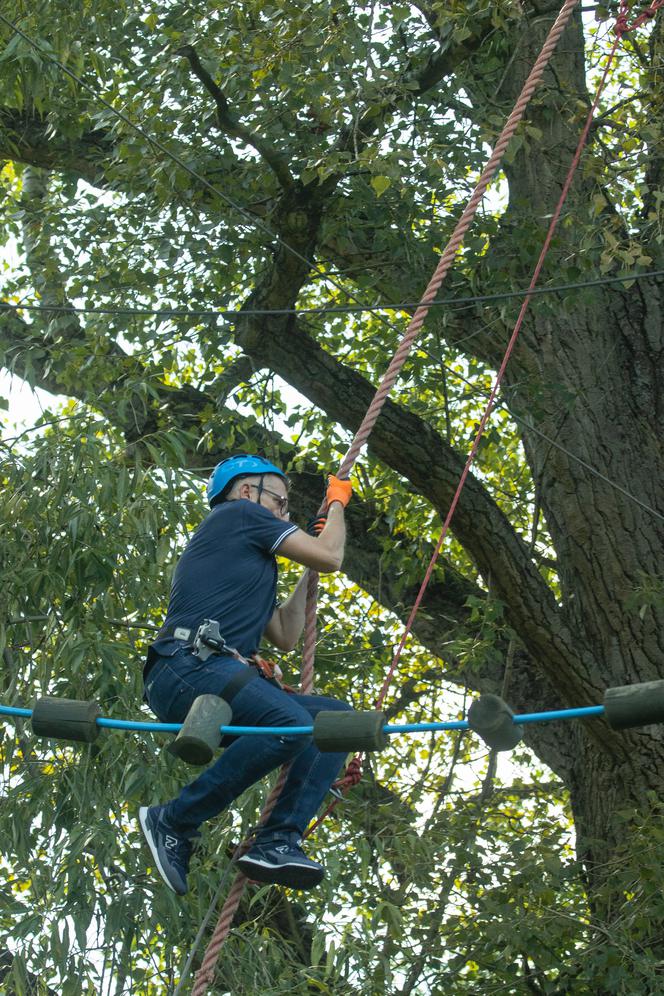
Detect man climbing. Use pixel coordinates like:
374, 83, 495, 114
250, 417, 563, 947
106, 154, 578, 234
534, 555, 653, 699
139, 454, 353, 895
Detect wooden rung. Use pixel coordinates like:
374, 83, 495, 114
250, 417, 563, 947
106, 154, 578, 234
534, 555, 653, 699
167, 694, 233, 766
314, 710, 387, 752
31, 696, 101, 744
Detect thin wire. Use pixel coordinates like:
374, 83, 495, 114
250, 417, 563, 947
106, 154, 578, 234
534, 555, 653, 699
2, 13, 661, 529
6, 7, 659, 402
2, 336, 661, 523
413, 341, 664, 524
2, 267, 663, 319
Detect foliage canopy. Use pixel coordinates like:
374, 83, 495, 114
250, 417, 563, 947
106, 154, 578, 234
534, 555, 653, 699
1, 0, 664, 992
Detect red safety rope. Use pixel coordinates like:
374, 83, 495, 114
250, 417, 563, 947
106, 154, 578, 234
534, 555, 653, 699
307, 0, 662, 837
369, 0, 664, 703
615, 0, 664, 33
189, 0, 658, 986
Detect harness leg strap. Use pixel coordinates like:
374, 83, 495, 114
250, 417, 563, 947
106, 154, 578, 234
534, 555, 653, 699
219, 665, 260, 705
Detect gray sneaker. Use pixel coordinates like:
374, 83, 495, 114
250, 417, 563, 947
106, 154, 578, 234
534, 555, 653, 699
237, 832, 324, 890
139, 805, 199, 895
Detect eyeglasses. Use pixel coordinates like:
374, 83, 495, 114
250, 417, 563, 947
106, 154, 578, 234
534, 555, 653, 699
250, 483, 289, 514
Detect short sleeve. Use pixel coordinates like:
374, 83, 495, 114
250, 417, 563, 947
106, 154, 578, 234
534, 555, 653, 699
242, 502, 299, 554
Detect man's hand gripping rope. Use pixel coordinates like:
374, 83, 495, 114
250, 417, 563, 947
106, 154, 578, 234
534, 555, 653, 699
307, 474, 353, 535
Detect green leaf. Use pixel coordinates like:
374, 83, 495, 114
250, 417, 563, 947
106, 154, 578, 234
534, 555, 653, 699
370, 175, 391, 197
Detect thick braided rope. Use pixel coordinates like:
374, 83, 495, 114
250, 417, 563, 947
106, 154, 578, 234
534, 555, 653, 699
191, 765, 291, 994
190, 871, 247, 993
335, 0, 581, 480
298, 0, 581, 681
191, 565, 319, 989
188, 1, 579, 989
370, 0, 629, 713
299, 569, 319, 693
615, 0, 664, 32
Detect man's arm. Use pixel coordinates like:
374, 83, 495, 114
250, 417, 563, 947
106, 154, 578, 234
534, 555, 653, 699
277, 501, 346, 573
264, 505, 347, 650
263, 568, 311, 652
264, 478, 351, 651
279, 474, 350, 573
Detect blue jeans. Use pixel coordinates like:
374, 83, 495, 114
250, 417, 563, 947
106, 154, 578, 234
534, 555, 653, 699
144, 645, 352, 836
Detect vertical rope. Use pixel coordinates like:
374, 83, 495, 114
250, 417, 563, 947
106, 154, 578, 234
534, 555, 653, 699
190, 872, 248, 994
191, 765, 290, 994
335, 0, 581, 479
302, 0, 581, 696
371, 0, 631, 714
188, 1, 581, 989
300, 569, 320, 686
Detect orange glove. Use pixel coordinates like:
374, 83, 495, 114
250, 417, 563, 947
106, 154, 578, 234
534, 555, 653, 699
326, 474, 352, 508
307, 515, 328, 535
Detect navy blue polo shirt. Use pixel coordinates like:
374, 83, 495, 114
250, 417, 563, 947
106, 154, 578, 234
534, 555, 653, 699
154, 499, 298, 658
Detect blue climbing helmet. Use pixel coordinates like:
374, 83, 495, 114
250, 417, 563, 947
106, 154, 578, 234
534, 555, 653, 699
206, 453, 287, 507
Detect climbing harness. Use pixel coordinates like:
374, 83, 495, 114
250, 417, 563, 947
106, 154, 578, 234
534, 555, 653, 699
151, 619, 286, 690
192, 620, 238, 662
252, 655, 291, 690
153, 619, 243, 663
143, 620, 285, 756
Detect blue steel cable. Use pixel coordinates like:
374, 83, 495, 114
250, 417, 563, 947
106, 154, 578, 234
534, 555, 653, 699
0, 701, 605, 736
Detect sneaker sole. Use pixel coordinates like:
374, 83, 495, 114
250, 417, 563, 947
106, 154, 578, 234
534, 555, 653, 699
236, 854, 324, 890
138, 807, 186, 896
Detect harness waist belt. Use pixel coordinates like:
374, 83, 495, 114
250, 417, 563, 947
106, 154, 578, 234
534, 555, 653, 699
145, 621, 238, 684
146, 622, 278, 701
155, 622, 241, 661
145, 621, 262, 705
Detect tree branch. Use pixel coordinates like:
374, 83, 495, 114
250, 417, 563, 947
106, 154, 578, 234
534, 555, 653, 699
176, 44, 295, 191
206, 354, 257, 407
0, 108, 111, 183
323, 24, 495, 194
235, 311, 602, 704
0, 171, 602, 766
0, 299, 589, 777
